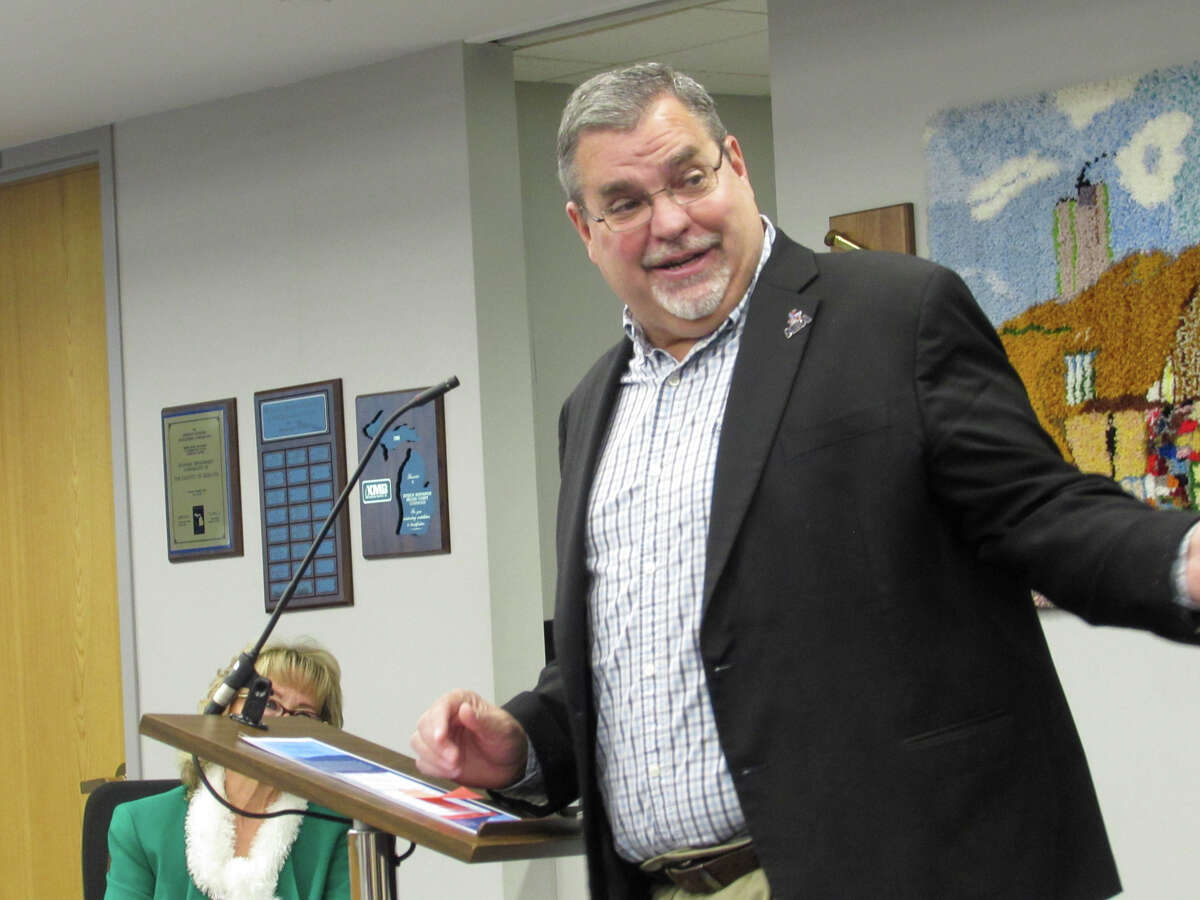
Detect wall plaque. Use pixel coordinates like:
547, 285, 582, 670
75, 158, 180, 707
162, 398, 243, 562
355, 387, 450, 558
254, 379, 354, 612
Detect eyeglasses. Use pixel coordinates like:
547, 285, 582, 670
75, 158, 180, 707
586, 146, 726, 233
264, 696, 322, 720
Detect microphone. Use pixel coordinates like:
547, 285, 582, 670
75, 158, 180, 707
204, 375, 461, 716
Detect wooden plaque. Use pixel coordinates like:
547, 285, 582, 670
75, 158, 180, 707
354, 388, 450, 559
161, 398, 243, 562
827, 202, 916, 254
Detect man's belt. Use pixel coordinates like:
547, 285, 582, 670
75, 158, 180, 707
650, 841, 761, 894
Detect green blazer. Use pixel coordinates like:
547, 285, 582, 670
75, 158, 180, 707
105, 785, 350, 899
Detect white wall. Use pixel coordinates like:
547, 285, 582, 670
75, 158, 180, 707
114, 43, 535, 899
464, 46, 563, 900
768, 1, 1200, 895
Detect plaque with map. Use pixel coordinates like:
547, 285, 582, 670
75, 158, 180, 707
355, 387, 450, 558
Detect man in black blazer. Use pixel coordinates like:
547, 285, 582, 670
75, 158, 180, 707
413, 64, 1200, 899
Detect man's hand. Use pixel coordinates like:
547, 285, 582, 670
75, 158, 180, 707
1185, 524, 1200, 611
411, 689, 528, 788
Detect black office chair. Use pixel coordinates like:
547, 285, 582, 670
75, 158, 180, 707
81, 778, 181, 900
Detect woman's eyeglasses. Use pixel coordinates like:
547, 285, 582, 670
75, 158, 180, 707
264, 696, 322, 719
236, 687, 322, 720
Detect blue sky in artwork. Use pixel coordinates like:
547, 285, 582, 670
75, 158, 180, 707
926, 61, 1200, 325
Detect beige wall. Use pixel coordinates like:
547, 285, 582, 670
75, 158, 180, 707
113, 43, 538, 900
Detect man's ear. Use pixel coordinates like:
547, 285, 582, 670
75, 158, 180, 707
724, 135, 754, 194
566, 201, 599, 263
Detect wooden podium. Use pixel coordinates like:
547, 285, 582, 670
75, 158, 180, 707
140, 714, 582, 898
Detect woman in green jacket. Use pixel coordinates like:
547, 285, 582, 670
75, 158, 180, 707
105, 641, 350, 900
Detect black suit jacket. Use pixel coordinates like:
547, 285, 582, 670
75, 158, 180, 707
506, 232, 1200, 899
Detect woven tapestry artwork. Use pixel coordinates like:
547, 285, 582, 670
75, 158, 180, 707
926, 61, 1200, 513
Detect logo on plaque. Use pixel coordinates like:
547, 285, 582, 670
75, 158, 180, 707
361, 478, 392, 504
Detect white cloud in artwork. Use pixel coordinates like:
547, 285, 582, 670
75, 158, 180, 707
960, 266, 1015, 302
1115, 110, 1194, 207
968, 154, 1062, 221
1054, 75, 1138, 129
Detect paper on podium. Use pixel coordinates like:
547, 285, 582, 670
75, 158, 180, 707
242, 736, 518, 833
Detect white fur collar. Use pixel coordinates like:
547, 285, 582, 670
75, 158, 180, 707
185, 766, 308, 900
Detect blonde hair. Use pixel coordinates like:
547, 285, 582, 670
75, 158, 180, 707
180, 639, 344, 792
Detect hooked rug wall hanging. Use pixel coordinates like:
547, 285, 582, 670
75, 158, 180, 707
925, 61, 1200, 511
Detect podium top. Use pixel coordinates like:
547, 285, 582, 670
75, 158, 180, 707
140, 713, 582, 863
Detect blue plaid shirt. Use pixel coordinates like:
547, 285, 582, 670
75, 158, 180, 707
585, 219, 774, 861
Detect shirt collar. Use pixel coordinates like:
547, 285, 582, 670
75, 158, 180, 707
622, 215, 776, 360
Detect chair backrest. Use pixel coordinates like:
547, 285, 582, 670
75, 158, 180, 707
81, 778, 181, 900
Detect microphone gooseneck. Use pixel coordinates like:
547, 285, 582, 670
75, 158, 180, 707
202, 375, 461, 715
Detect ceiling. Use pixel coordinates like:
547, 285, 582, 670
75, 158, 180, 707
0, 0, 767, 153
502, 0, 768, 96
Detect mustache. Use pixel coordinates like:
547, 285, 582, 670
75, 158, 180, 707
642, 234, 720, 268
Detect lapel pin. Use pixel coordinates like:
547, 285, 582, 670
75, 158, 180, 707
784, 308, 812, 339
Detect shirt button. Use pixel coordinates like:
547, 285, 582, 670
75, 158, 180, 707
643, 663, 656, 677
648, 764, 660, 777
666, 373, 681, 387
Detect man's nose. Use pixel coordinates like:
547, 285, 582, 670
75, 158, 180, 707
647, 191, 691, 238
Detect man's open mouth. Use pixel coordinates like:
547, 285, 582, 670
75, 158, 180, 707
649, 246, 711, 271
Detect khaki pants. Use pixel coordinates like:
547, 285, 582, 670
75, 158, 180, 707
641, 838, 772, 900
648, 867, 771, 900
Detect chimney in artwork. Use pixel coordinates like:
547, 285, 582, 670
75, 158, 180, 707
1054, 157, 1113, 299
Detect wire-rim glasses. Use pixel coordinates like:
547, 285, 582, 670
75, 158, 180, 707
587, 145, 726, 233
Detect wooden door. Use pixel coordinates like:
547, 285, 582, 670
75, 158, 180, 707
0, 164, 126, 898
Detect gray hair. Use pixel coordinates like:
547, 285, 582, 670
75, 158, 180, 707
556, 63, 728, 204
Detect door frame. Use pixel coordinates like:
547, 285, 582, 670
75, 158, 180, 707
1, 127, 141, 776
